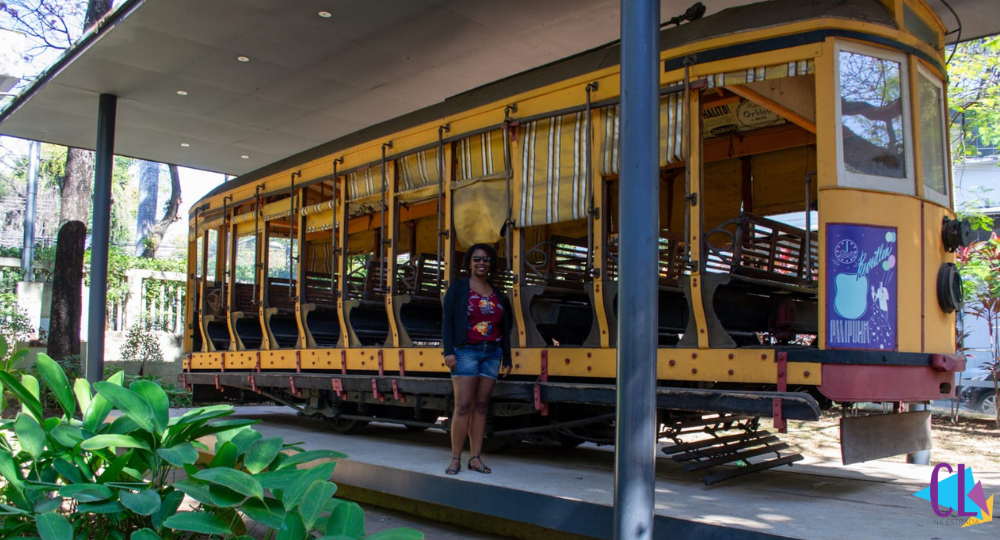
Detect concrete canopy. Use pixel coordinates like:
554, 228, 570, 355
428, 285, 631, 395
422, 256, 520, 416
0, 0, 995, 176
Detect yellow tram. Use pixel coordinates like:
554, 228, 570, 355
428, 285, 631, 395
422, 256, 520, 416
182, 0, 968, 470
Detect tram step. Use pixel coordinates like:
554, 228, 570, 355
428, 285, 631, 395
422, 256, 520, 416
669, 435, 780, 462
663, 414, 752, 431
683, 442, 791, 471
661, 430, 773, 455
701, 454, 804, 485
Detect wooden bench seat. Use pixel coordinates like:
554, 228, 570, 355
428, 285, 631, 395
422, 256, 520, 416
394, 253, 444, 347
263, 278, 299, 349
300, 271, 341, 348
229, 282, 262, 350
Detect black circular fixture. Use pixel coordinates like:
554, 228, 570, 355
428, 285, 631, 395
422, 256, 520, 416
937, 263, 963, 313
941, 217, 972, 252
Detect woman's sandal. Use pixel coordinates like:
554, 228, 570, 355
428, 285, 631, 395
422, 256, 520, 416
468, 455, 492, 474
445, 457, 461, 475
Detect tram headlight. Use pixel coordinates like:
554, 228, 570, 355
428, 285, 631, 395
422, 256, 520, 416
936, 263, 963, 313
941, 217, 973, 252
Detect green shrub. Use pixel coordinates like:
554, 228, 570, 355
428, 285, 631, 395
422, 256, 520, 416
0, 335, 421, 540
0, 294, 33, 360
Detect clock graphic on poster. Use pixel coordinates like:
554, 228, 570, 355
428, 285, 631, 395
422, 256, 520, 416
834, 238, 859, 265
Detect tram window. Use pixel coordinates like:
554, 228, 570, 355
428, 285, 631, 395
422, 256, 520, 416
836, 44, 913, 194
204, 229, 218, 280
268, 236, 297, 279
235, 235, 256, 284
917, 65, 949, 206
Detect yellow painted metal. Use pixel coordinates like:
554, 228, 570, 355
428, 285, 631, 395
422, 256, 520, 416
818, 189, 924, 352
815, 38, 838, 191
923, 203, 956, 353
588, 108, 611, 348
384, 160, 401, 348
686, 90, 709, 349
188, 347, 821, 386
295, 185, 309, 350
508, 129, 530, 349
335, 173, 351, 348
226, 210, 239, 351
909, 56, 926, 200
442, 142, 454, 293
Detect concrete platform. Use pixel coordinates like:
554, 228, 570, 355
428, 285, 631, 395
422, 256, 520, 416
227, 406, 999, 540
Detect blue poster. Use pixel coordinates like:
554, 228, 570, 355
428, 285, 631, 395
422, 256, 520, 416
826, 223, 897, 350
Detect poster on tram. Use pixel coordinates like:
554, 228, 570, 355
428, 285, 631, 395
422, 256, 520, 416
826, 223, 898, 350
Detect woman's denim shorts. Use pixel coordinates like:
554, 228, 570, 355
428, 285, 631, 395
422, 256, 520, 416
451, 342, 502, 380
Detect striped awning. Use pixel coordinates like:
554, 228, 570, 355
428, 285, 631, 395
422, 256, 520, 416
518, 112, 588, 227
347, 165, 385, 201
456, 128, 506, 184
398, 148, 441, 192
196, 215, 226, 235
600, 92, 684, 176
300, 199, 336, 216
305, 209, 336, 233
702, 59, 814, 88
261, 198, 293, 221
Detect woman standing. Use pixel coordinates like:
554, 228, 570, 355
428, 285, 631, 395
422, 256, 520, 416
442, 243, 513, 475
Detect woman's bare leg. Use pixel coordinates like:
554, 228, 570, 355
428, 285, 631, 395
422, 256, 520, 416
450, 377, 479, 463
468, 375, 496, 465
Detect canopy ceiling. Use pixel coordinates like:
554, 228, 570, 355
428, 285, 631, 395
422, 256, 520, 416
0, 0, 994, 176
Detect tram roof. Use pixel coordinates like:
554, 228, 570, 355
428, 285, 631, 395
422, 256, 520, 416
0, 0, 995, 178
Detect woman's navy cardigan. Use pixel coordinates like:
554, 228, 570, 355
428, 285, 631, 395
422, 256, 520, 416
441, 277, 513, 367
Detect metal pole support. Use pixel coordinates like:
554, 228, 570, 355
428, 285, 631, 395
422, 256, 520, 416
87, 93, 117, 384
614, 1, 659, 539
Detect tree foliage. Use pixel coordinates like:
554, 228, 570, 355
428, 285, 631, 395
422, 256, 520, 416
948, 36, 1000, 159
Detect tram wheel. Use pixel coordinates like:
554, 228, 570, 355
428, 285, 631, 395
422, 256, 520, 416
328, 417, 369, 434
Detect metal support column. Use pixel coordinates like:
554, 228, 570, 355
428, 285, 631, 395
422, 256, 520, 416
21, 140, 40, 281
614, 1, 659, 539
906, 403, 931, 465
87, 94, 117, 384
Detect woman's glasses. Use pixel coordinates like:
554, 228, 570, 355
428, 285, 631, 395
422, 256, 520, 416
471, 256, 491, 263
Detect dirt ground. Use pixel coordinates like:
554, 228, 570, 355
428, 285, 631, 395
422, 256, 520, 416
781, 407, 1000, 471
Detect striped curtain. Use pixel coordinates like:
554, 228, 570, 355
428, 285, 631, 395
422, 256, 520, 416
601, 93, 684, 176
456, 128, 507, 183
347, 165, 385, 201
397, 148, 441, 192
702, 59, 814, 88
518, 112, 587, 227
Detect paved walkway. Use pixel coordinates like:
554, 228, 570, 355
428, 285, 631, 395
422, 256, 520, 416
227, 406, 999, 540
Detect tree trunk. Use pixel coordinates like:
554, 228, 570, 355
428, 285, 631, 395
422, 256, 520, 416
47, 221, 87, 361
136, 160, 159, 255
85, 0, 113, 28
59, 148, 95, 226
141, 164, 183, 259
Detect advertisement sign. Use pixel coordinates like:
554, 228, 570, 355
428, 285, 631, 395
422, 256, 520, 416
826, 223, 897, 350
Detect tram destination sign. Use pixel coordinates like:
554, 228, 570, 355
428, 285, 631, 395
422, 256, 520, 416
826, 223, 898, 350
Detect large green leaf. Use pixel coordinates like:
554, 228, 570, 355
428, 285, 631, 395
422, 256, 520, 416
244, 437, 283, 474
93, 382, 155, 434
13, 415, 45, 459
0, 449, 24, 490
20, 374, 40, 420
257, 467, 307, 490
119, 490, 161, 516
209, 441, 238, 469
49, 424, 85, 449
83, 370, 125, 432
130, 380, 169, 435
36, 512, 73, 540
276, 449, 347, 470
59, 483, 114, 502
157, 443, 199, 467
77, 499, 126, 514
299, 480, 337, 530
0, 334, 6, 359
163, 511, 233, 536
0, 372, 43, 421
168, 404, 234, 428
364, 529, 424, 540
280, 462, 337, 511
231, 428, 263, 457
151, 490, 184, 531
34, 354, 75, 418
240, 497, 287, 529
53, 458, 87, 485
194, 468, 263, 500
73, 379, 92, 417
277, 510, 307, 540
130, 529, 162, 540
325, 500, 365, 539
96, 452, 131, 484
172, 478, 245, 508
33, 497, 64, 513
80, 434, 150, 451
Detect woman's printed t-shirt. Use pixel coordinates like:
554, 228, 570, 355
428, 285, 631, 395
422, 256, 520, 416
467, 289, 503, 343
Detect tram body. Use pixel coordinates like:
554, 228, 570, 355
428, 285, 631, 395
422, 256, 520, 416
182, 0, 967, 462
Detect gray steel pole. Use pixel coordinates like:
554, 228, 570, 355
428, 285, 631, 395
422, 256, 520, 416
21, 140, 40, 281
87, 94, 117, 384
614, 0, 659, 539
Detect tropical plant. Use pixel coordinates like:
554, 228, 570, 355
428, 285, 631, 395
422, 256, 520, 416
956, 233, 1000, 428
0, 336, 422, 540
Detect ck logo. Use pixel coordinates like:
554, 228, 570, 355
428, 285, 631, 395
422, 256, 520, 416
913, 464, 995, 528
